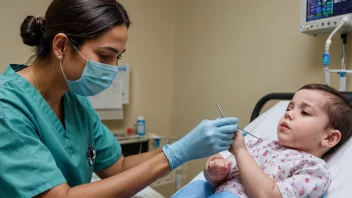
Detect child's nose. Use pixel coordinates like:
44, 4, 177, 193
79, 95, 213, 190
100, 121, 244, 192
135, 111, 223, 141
284, 110, 294, 120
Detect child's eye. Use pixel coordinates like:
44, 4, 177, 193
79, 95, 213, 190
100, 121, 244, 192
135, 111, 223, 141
301, 111, 310, 116
286, 108, 291, 111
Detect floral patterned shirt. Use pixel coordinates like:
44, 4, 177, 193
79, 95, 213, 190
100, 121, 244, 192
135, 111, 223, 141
216, 139, 330, 198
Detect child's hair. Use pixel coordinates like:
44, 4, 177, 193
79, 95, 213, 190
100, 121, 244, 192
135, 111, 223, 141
299, 84, 352, 156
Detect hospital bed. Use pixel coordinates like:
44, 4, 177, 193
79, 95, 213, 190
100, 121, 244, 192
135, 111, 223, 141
179, 92, 352, 198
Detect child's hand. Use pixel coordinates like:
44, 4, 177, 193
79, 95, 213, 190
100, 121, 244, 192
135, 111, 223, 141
205, 154, 231, 182
228, 131, 247, 155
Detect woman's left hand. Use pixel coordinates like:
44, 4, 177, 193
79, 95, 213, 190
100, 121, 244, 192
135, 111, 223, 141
163, 117, 238, 170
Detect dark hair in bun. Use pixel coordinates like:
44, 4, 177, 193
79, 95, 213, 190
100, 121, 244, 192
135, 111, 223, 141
20, 16, 45, 47
19, 0, 130, 58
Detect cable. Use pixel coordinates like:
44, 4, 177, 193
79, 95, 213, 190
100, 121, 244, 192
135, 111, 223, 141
323, 16, 351, 85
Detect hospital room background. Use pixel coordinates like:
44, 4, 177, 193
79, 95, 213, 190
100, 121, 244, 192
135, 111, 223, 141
1, 0, 352, 197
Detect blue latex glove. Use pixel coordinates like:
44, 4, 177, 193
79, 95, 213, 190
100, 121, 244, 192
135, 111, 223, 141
163, 117, 238, 170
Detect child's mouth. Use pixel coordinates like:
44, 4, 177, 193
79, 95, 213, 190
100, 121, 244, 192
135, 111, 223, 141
279, 122, 290, 131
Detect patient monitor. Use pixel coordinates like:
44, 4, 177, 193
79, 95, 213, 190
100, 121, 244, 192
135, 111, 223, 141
301, 0, 352, 91
300, 0, 352, 35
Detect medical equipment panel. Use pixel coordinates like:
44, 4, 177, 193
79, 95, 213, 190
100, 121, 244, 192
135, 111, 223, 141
300, 0, 352, 35
300, 1, 352, 91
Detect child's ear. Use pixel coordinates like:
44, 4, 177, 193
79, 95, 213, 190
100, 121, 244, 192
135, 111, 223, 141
321, 129, 341, 148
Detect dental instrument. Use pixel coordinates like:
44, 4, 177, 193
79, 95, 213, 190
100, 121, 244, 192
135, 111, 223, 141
216, 103, 261, 140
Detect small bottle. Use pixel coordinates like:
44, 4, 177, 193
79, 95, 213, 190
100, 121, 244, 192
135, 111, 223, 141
136, 116, 146, 136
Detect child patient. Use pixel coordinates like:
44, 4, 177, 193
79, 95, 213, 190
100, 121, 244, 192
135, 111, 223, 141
204, 84, 352, 198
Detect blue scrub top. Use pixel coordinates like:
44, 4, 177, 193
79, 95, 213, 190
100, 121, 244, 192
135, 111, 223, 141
0, 64, 122, 197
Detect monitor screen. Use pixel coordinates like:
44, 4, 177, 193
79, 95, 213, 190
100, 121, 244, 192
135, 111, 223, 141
307, 0, 352, 22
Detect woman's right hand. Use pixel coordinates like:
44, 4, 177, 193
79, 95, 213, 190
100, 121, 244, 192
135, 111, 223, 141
162, 117, 238, 170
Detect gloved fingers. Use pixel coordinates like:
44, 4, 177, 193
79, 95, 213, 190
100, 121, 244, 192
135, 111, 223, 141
218, 124, 238, 134
218, 145, 231, 152
219, 139, 234, 147
200, 119, 209, 124
218, 132, 235, 141
211, 117, 238, 127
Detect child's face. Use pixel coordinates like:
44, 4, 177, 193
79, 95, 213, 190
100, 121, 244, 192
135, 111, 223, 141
277, 89, 331, 153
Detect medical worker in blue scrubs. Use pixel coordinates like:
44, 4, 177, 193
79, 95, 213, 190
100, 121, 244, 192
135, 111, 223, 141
0, 0, 238, 197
